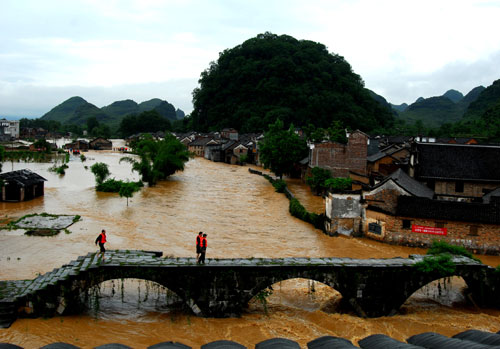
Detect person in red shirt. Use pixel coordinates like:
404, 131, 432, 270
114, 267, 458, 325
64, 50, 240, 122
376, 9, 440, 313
198, 233, 207, 264
95, 229, 107, 260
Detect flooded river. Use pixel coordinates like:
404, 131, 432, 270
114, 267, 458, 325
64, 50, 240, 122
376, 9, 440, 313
1, 141, 500, 348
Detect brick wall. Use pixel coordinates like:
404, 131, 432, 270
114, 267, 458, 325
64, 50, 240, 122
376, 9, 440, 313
365, 209, 500, 255
434, 180, 498, 198
310, 131, 368, 177
364, 187, 402, 215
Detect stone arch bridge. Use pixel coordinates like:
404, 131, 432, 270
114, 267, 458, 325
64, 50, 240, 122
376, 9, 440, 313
1, 250, 498, 328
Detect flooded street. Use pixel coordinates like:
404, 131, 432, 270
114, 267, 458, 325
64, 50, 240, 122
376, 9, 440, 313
1, 142, 500, 348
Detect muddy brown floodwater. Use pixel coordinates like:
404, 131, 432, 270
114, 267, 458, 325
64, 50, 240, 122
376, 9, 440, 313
1, 140, 500, 348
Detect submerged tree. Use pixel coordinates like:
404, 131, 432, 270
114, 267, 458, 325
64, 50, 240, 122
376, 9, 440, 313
119, 181, 141, 206
120, 134, 191, 186
90, 162, 110, 185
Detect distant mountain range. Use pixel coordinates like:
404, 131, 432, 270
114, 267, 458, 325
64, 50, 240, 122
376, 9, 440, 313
40, 96, 184, 129
389, 85, 494, 127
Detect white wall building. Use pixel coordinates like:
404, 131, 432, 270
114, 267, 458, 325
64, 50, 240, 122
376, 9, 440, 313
0, 119, 20, 140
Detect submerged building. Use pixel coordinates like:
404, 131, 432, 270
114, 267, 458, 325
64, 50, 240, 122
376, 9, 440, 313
0, 169, 47, 202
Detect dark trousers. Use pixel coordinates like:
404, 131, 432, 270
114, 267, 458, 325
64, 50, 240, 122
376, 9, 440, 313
199, 247, 206, 264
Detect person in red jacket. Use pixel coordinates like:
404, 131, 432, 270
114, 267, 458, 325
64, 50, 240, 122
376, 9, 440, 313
198, 233, 207, 264
196, 232, 203, 262
95, 229, 107, 260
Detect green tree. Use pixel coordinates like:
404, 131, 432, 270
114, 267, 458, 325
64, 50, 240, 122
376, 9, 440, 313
86, 116, 99, 134
120, 134, 191, 186
90, 162, 110, 185
325, 177, 352, 191
119, 181, 141, 206
327, 120, 348, 144
306, 167, 332, 195
93, 124, 111, 139
259, 119, 308, 179
32, 139, 52, 153
118, 110, 172, 138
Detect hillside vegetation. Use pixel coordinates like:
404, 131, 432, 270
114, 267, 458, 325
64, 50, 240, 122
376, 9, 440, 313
190, 32, 394, 133
41, 97, 183, 132
397, 86, 487, 127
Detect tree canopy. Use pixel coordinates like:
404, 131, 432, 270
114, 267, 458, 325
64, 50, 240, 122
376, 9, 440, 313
120, 134, 191, 186
258, 119, 308, 179
119, 110, 172, 137
191, 32, 394, 133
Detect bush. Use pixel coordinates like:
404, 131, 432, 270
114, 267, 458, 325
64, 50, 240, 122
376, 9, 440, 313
48, 163, 68, 175
96, 179, 143, 193
414, 254, 456, 277
325, 177, 352, 191
306, 167, 332, 194
272, 179, 287, 193
289, 198, 324, 229
427, 240, 481, 262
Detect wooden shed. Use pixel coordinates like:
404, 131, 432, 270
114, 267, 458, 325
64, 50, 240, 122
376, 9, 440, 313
0, 169, 47, 202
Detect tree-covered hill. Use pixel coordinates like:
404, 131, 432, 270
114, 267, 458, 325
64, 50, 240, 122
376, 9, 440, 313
101, 99, 139, 118
398, 96, 463, 127
190, 32, 394, 133
397, 86, 486, 127
390, 103, 408, 112
41, 96, 104, 124
442, 89, 463, 103
40, 96, 184, 133
463, 80, 500, 119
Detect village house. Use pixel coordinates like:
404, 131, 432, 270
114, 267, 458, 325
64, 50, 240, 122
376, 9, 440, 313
324, 190, 363, 237
175, 132, 197, 147
325, 167, 500, 254
89, 137, 112, 150
308, 130, 369, 178
0, 119, 20, 141
63, 140, 89, 151
363, 168, 500, 254
205, 142, 224, 162
0, 169, 47, 202
225, 142, 248, 164
367, 144, 410, 183
221, 128, 238, 140
188, 137, 218, 157
409, 142, 500, 201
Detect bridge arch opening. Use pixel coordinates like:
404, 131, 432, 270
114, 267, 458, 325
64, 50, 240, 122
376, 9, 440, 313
247, 278, 344, 315
79, 278, 185, 320
402, 276, 470, 314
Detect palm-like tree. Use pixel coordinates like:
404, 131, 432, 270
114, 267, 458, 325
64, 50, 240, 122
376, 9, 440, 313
120, 134, 191, 186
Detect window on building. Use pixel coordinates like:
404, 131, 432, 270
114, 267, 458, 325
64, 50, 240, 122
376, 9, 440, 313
469, 225, 479, 236
435, 221, 446, 228
368, 222, 382, 235
402, 219, 411, 229
455, 181, 464, 193
427, 180, 435, 191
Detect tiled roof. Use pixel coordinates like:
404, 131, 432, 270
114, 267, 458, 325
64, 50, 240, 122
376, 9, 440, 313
373, 169, 434, 198
0, 169, 47, 187
483, 187, 500, 204
188, 137, 216, 146
416, 143, 500, 182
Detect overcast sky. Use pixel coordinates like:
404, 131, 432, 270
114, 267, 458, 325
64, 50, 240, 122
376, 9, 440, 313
1, 0, 500, 118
